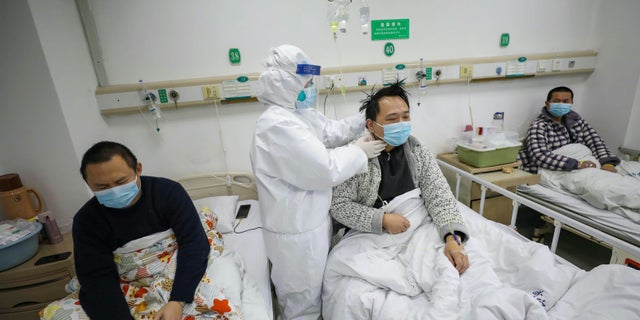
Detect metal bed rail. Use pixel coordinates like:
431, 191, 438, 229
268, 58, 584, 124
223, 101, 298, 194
437, 159, 640, 259
619, 146, 639, 161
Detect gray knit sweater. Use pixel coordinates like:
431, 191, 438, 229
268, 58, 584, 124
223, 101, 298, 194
330, 136, 468, 241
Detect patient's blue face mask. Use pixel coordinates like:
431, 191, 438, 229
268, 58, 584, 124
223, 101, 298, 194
296, 83, 317, 109
374, 121, 412, 146
94, 175, 139, 209
548, 103, 572, 117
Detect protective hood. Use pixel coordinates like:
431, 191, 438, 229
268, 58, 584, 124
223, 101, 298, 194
256, 44, 314, 109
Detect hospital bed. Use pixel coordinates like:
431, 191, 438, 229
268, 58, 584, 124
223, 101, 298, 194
437, 159, 640, 269
324, 163, 640, 318
517, 183, 640, 266
177, 172, 274, 320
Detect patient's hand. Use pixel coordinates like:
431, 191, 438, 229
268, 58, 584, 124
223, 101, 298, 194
444, 236, 469, 274
601, 165, 617, 173
382, 213, 410, 234
153, 301, 183, 320
577, 160, 597, 169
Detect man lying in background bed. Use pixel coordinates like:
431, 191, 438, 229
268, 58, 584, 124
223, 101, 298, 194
518, 86, 620, 174
329, 81, 469, 274
71, 141, 209, 320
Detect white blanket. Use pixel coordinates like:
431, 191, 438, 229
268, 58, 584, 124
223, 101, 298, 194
322, 188, 640, 320
539, 144, 640, 222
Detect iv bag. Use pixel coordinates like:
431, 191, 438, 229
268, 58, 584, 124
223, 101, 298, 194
359, 0, 370, 35
328, 0, 350, 34
327, 1, 339, 34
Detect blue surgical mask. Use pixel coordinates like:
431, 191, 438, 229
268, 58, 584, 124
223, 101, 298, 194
94, 176, 140, 209
374, 121, 412, 146
548, 103, 572, 117
295, 85, 317, 109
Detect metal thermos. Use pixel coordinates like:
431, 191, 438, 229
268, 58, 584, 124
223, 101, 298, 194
492, 112, 504, 132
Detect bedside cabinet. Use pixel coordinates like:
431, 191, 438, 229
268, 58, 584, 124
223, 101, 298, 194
437, 153, 540, 225
0, 233, 74, 320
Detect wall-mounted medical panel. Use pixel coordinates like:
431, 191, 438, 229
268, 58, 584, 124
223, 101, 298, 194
95, 50, 597, 116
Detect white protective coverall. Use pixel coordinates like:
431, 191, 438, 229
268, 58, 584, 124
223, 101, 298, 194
250, 45, 369, 320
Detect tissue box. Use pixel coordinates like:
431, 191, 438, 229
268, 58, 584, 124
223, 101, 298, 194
457, 143, 522, 168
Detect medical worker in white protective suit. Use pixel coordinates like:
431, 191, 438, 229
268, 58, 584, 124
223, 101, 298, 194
250, 44, 385, 320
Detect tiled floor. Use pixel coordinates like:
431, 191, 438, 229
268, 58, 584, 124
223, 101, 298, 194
515, 205, 612, 270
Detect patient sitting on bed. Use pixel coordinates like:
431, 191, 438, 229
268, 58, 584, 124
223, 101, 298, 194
51, 141, 212, 320
329, 81, 469, 273
518, 86, 620, 174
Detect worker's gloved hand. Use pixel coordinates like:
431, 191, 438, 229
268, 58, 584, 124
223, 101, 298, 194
355, 134, 386, 159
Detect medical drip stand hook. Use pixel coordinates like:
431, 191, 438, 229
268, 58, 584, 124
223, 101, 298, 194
415, 58, 428, 106
139, 80, 161, 132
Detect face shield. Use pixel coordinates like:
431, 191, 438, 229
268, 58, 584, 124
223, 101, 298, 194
294, 64, 321, 109
296, 64, 321, 76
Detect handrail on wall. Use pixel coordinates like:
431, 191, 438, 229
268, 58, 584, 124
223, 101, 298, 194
96, 50, 597, 116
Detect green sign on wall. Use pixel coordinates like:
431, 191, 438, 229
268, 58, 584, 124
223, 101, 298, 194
384, 42, 395, 57
500, 33, 510, 47
229, 48, 241, 64
371, 19, 410, 41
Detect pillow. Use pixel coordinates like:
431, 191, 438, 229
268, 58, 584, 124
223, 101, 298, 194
193, 195, 239, 233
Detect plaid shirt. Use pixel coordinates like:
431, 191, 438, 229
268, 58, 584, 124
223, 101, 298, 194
518, 107, 620, 173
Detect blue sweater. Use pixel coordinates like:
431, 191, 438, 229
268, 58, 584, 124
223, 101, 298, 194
72, 176, 209, 320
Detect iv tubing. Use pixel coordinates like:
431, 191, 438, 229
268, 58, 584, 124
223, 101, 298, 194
467, 74, 474, 129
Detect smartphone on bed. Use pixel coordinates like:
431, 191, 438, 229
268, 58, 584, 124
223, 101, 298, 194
236, 204, 251, 219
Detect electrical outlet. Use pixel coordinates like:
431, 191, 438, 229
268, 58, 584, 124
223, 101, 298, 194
537, 60, 551, 72
459, 65, 474, 79
169, 89, 180, 102
324, 75, 335, 89
434, 68, 443, 79
552, 59, 561, 71
201, 85, 220, 100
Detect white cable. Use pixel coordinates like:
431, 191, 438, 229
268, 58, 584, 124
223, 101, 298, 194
333, 35, 346, 120
467, 74, 474, 129
212, 99, 231, 185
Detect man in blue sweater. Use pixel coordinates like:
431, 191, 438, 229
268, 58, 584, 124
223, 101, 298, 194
73, 141, 209, 320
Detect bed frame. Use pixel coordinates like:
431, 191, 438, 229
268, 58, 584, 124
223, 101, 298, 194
176, 172, 278, 319
516, 187, 640, 246
437, 159, 640, 263
177, 172, 258, 201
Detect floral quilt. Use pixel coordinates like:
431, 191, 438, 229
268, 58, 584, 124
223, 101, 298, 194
40, 207, 245, 320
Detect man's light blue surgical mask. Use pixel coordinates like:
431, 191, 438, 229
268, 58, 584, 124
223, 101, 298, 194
295, 85, 317, 109
548, 103, 572, 117
94, 176, 139, 209
374, 121, 412, 146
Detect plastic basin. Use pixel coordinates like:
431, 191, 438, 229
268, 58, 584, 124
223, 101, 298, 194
0, 222, 42, 271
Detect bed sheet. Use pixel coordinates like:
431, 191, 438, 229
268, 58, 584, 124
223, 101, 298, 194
518, 184, 640, 245
222, 199, 273, 320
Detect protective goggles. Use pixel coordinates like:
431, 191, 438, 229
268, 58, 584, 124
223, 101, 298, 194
296, 64, 321, 76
